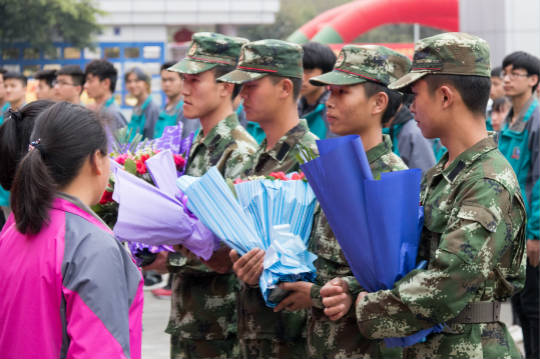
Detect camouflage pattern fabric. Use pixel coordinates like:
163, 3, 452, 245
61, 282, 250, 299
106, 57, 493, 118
356, 137, 527, 359
389, 32, 491, 91
218, 39, 303, 84
309, 45, 411, 87
308, 135, 407, 359
237, 119, 318, 359
167, 113, 257, 359
242, 119, 318, 177
168, 32, 248, 75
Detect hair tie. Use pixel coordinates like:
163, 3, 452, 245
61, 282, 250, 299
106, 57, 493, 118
28, 139, 43, 154
8, 108, 22, 122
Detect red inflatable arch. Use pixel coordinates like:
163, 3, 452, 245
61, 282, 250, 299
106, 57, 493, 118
287, 0, 459, 44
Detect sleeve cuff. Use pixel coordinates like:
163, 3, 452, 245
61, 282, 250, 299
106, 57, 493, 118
310, 284, 324, 309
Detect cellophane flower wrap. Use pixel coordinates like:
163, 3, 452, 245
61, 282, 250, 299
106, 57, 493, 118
177, 167, 317, 307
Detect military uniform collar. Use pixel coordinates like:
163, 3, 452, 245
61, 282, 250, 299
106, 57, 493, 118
366, 134, 393, 164
435, 135, 497, 183
193, 113, 239, 148
258, 119, 309, 162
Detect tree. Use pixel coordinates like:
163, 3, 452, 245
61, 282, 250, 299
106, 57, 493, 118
0, 0, 103, 51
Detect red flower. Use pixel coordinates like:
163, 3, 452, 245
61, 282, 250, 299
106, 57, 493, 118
173, 154, 186, 169
115, 154, 128, 165
140, 153, 150, 163
290, 172, 305, 180
99, 190, 114, 204
233, 178, 245, 184
136, 160, 147, 174
269, 171, 288, 180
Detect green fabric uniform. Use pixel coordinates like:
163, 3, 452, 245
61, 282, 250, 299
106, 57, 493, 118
165, 32, 257, 359
357, 32, 527, 359
220, 39, 319, 359
308, 135, 407, 359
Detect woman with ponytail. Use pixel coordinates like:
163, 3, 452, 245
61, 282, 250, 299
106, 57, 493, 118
0, 100, 54, 224
0, 102, 143, 358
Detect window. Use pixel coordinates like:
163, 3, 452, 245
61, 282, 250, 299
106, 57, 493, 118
23, 65, 40, 77
23, 48, 40, 59
143, 46, 161, 59
64, 47, 81, 59
104, 47, 120, 59
124, 47, 140, 59
44, 47, 61, 60
2, 48, 20, 60
84, 47, 101, 59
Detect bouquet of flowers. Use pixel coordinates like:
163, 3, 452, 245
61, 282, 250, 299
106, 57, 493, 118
94, 124, 195, 265
177, 167, 317, 307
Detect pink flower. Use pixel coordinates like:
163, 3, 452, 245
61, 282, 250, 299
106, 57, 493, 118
233, 178, 245, 184
140, 153, 150, 163
173, 154, 186, 169
115, 154, 128, 165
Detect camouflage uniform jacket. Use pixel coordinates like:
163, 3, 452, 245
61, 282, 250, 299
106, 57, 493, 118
242, 119, 318, 176
356, 136, 527, 359
166, 113, 257, 341
238, 119, 318, 344
307, 134, 407, 359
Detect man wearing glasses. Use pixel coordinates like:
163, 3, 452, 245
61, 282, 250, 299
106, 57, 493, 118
500, 51, 540, 359
54, 65, 84, 105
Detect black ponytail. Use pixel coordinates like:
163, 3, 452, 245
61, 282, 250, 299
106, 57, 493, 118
10, 102, 108, 234
0, 100, 55, 191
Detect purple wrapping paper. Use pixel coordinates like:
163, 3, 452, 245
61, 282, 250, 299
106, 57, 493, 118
112, 159, 218, 261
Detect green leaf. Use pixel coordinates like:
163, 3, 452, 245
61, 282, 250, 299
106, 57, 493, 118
124, 158, 137, 175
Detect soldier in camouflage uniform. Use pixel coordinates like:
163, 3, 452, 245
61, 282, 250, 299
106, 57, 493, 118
165, 32, 258, 359
322, 33, 527, 359
272, 45, 411, 358
218, 40, 318, 359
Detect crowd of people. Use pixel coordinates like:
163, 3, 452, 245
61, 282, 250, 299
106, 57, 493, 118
0, 30, 538, 359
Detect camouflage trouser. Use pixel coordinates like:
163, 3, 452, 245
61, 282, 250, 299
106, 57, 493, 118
239, 338, 305, 359
170, 335, 239, 359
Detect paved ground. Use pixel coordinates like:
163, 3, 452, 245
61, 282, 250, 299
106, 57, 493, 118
141, 287, 524, 359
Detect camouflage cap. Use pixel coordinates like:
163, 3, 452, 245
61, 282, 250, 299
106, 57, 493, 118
389, 32, 491, 90
218, 39, 303, 84
309, 44, 411, 87
168, 32, 248, 75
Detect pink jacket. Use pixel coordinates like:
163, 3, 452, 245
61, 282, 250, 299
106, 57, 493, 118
0, 195, 143, 358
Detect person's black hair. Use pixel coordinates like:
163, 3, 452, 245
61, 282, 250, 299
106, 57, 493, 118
302, 42, 337, 74
124, 67, 150, 86
10, 102, 108, 234
363, 81, 403, 124
424, 74, 491, 116
402, 93, 415, 107
491, 66, 502, 78
161, 61, 177, 72
492, 96, 511, 112
0, 67, 7, 76
502, 51, 540, 92
0, 100, 55, 191
84, 59, 118, 93
57, 65, 84, 87
4, 71, 27, 87
213, 64, 242, 99
268, 75, 303, 100
34, 69, 57, 88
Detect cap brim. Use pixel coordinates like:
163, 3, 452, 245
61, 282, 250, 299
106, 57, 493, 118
217, 69, 267, 84
388, 71, 428, 91
167, 59, 217, 75
309, 70, 367, 86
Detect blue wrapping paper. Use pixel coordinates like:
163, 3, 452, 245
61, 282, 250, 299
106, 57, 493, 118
300, 134, 443, 348
178, 167, 317, 307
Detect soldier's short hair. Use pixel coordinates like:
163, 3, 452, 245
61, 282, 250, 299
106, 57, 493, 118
425, 74, 491, 116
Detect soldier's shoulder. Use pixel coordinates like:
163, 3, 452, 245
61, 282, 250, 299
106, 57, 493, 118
383, 151, 408, 171
299, 130, 319, 153
465, 149, 521, 196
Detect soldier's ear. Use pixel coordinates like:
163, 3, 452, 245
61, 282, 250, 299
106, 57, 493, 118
439, 85, 454, 110
278, 78, 293, 100
371, 91, 388, 116
219, 81, 234, 98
